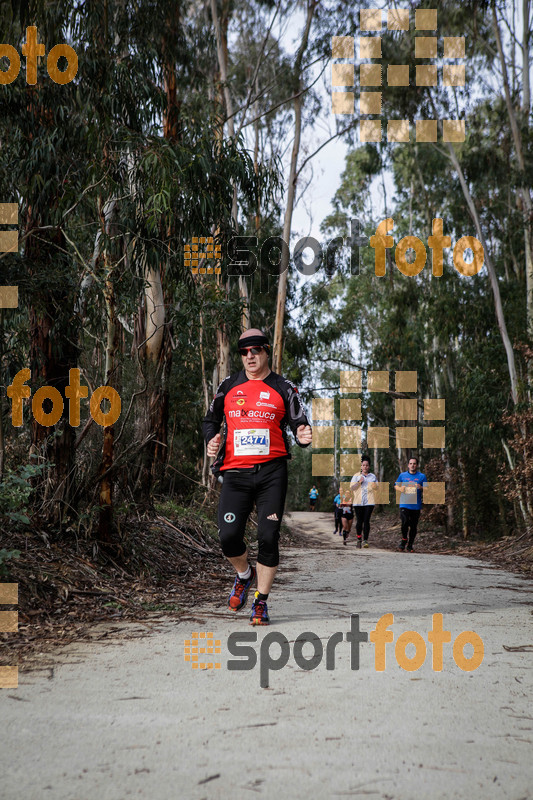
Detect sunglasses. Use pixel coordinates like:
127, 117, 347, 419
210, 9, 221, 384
239, 346, 268, 356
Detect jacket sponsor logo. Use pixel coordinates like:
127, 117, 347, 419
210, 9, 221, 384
228, 409, 275, 420
260, 391, 270, 400
256, 401, 278, 409
231, 390, 248, 406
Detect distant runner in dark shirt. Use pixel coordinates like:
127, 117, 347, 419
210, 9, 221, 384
339, 486, 354, 546
333, 492, 342, 535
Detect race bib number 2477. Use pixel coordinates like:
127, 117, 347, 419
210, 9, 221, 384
234, 428, 270, 456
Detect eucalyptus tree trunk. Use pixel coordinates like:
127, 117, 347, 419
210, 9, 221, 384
208, 0, 235, 393
522, 0, 531, 114
430, 336, 453, 532
26, 212, 78, 524
210, 0, 249, 335
272, 0, 317, 373
444, 141, 519, 405
500, 436, 529, 526
216, 0, 250, 332
199, 311, 211, 487
133, 263, 170, 499
0, 311, 5, 481
457, 453, 470, 539
486, 3, 532, 529
97, 223, 120, 543
427, 83, 520, 405
492, 2, 533, 384
132, 14, 181, 500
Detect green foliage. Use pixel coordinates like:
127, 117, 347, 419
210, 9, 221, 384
286, 0, 532, 536
1, 0, 530, 545
0, 549, 21, 578
0, 464, 48, 527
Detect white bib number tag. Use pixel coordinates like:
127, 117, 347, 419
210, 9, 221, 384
234, 428, 270, 455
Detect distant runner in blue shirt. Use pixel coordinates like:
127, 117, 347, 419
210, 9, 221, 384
309, 485, 319, 511
333, 492, 342, 535
394, 456, 427, 552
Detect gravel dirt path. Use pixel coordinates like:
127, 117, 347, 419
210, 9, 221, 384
2, 512, 533, 799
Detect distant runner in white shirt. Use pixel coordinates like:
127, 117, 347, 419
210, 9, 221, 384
350, 456, 378, 549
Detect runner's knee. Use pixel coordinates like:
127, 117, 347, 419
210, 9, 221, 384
257, 528, 280, 567
218, 515, 247, 558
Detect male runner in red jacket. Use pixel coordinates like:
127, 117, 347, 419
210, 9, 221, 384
203, 328, 312, 625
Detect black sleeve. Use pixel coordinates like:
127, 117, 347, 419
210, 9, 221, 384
202, 377, 230, 443
280, 377, 310, 448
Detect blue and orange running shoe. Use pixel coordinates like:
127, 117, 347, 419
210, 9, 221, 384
398, 538, 407, 551
228, 566, 256, 611
250, 593, 270, 626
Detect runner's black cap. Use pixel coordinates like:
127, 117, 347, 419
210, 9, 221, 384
238, 330, 270, 350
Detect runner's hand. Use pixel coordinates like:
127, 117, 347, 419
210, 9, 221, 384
207, 434, 221, 458
297, 424, 312, 445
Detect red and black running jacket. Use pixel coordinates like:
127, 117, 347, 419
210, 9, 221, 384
202, 370, 310, 472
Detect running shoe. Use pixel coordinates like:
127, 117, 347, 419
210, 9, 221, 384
398, 539, 407, 552
357, 537, 362, 549
250, 596, 270, 625
228, 565, 256, 610
406, 545, 415, 552
363, 542, 369, 548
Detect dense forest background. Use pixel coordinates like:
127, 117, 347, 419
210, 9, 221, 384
0, 0, 532, 582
